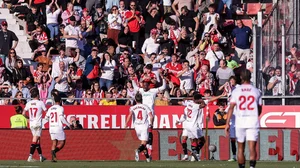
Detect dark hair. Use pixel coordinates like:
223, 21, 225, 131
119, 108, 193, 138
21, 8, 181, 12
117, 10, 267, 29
193, 93, 202, 101
101, 52, 112, 67
208, 4, 215, 9
182, 60, 189, 65
37, 63, 43, 67
240, 69, 252, 82
53, 94, 61, 103
204, 89, 212, 95
135, 93, 143, 103
14, 105, 23, 114
31, 88, 39, 98
145, 64, 153, 70
51, 89, 59, 97
229, 76, 236, 81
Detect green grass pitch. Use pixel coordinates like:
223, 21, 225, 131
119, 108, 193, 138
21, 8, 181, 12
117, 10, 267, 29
0, 161, 299, 168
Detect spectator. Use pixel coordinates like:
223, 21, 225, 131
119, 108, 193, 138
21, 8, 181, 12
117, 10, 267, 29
81, 89, 98, 105
119, 0, 128, 22
262, 60, 275, 96
177, 28, 193, 59
0, 21, 18, 59
293, 71, 300, 96
125, 1, 142, 52
54, 61, 72, 98
156, 30, 175, 56
33, 63, 44, 84
216, 59, 235, 90
208, 24, 224, 44
29, 25, 49, 52
99, 52, 116, 90
232, 19, 252, 62
144, 3, 161, 39
225, 51, 239, 69
5, 49, 19, 81
61, 2, 80, 25
11, 79, 30, 99
219, 76, 239, 98
37, 70, 52, 103
213, 102, 227, 128
64, 92, 78, 105
93, 5, 107, 40
165, 54, 182, 86
29, 0, 46, 19
267, 66, 283, 97
26, 6, 43, 33
32, 49, 52, 72
118, 57, 131, 86
74, 79, 84, 102
177, 59, 199, 93
125, 80, 136, 100
155, 90, 169, 106
169, 86, 187, 105
0, 93, 10, 105
196, 64, 214, 95
172, 0, 193, 16
12, 59, 30, 85
118, 26, 132, 53
140, 64, 157, 88
142, 28, 160, 58
107, 6, 122, 45
11, 90, 27, 106
117, 88, 130, 105
91, 81, 104, 104
81, 8, 92, 27
99, 91, 117, 105
58, 24, 66, 45
63, 16, 81, 52
179, 6, 199, 35
205, 42, 224, 75
10, 106, 27, 129
46, 0, 61, 41
288, 64, 297, 95
246, 56, 254, 83
199, 32, 214, 52
106, 0, 119, 12
203, 4, 220, 37
168, 22, 181, 49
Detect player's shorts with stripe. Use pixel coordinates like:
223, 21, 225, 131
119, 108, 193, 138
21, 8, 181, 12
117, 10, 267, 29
50, 132, 66, 141
235, 128, 259, 143
134, 124, 149, 141
30, 125, 42, 137
182, 128, 188, 137
186, 127, 203, 139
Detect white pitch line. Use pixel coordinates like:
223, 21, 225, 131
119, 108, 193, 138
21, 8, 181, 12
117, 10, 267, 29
0, 166, 40, 168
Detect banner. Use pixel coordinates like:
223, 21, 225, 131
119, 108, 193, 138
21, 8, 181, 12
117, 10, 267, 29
2, 105, 300, 129
0, 129, 299, 161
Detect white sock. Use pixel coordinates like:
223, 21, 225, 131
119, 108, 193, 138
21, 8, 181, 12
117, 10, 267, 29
233, 155, 236, 159
250, 167, 255, 168
184, 154, 188, 158
39, 154, 42, 157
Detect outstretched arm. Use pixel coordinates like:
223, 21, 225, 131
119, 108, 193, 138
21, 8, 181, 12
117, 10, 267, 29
125, 111, 133, 128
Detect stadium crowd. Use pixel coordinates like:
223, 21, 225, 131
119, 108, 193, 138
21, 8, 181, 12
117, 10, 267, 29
0, 0, 299, 106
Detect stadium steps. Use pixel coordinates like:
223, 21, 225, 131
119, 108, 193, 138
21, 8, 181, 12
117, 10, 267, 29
0, 8, 32, 59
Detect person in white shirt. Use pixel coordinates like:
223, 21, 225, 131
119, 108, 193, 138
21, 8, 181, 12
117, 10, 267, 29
176, 93, 206, 161
43, 94, 71, 162
132, 72, 166, 157
107, 6, 122, 45
99, 52, 116, 90
23, 89, 47, 162
225, 70, 262, 168
63, 16, 82, 52
203, 4, 220, 38
54, 62, 72, 96
176, 59, 199, 93
125, 93, 154, 162
142, 29, 160, 57
46, 0, 61, 40
205, 43, 224, 73
163, 0, 172, 14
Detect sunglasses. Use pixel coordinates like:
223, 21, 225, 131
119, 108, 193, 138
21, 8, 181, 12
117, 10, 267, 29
112, 8, 117, 10
17, 62, 22, 64
18, 94, 23, 96
130, 4, 135, 6
19, 82, 24, 84
200, 53, 205, 55
87, 93, 92, 95
123, 53, 129, 55
205, 36, 210, 37
10, 52, 15, 54
158, 93, 163, 94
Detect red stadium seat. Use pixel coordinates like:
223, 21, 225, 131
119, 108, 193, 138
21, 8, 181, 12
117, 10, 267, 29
264, 3, 273, 15
242, 19, 253, 29
246, 3, 262, 15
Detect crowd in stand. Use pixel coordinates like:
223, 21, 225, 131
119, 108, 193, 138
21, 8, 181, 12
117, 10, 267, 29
0, 0, 299, 106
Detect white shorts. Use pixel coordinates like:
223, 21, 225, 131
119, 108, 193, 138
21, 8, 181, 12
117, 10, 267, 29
50, 132, 66, 141
30, 125, 42, 137
229, 125, 236, 139
135, 125, 148, 141
182, 129, 188, 137
186, 127, 203, 139
236, 128, 259, 143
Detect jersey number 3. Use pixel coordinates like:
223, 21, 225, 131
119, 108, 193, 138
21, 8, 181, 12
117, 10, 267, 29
239, 95, 255, 110
137, 111, 143, 120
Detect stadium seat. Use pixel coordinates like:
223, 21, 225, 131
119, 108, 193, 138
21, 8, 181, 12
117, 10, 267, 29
264, 3, 273, 15
242, 19, 253, 29
246, 3, 262, 15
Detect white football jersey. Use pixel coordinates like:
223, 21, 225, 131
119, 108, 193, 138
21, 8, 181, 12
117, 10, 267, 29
184, 102, 203, 129
138, 88, 160, 113
24, 100, 47, 126
46, 105, 65, 133
130, 104, 152, 125
182, 100, 194, 128
230, 84, 262, 128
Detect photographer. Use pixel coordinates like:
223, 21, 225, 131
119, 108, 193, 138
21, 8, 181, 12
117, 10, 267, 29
65, 116, 83, 130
